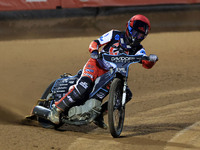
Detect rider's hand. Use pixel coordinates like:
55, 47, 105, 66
149, 54, 158, 62
91, 50, 99, 59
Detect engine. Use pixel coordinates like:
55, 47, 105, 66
68, 98, 101, 121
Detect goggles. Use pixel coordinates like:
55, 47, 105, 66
130, 29, 146, 40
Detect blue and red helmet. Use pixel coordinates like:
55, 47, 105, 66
126, 14, 151, 46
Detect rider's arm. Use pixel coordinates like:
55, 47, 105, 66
135, 48, 157, 69
89, 40, 100, 53
141, 60, 156, 69
89, 30, 114, 53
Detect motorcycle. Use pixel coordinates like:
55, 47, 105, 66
26, 53, 148, 138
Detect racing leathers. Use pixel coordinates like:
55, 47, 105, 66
55, 29, 157, 115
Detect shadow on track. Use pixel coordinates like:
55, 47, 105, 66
115, 123, 199, 149
55, 124, 98, 133
20, 116, 99, 133
123, 123, 192, 137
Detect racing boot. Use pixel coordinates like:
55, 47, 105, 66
93, 114, 108, 129
47, 104, 62, 124
126, 87, 132, 103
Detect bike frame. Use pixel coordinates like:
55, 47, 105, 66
29, 53, 147, 129
102, 53, 145, 106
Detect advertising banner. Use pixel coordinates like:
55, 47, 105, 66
61, 0, 200, 8
0, 0, 200, 11
0, 0, 60, 11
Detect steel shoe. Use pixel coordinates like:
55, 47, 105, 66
47, 104, 62, 124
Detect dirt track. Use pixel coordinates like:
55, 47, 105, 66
0, 18, 200, 149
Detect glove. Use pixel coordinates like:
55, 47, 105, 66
91, 50, 99, 59
149, 54, 158, 62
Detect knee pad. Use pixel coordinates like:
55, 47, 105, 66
70, 76, 93, 100
56, 76, 93, 110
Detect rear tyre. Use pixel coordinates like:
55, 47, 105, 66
38, 81, 63, 129
108, 78, 125, 138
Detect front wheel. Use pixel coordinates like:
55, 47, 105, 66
108, 78, 125, 138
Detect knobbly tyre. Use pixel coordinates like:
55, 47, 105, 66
26, 53, 149, 138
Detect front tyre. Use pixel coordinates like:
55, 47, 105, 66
108, 78, 125, 138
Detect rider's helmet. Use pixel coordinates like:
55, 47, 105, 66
126, 14, 151, 46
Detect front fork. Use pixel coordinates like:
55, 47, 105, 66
122, 78, 127, 106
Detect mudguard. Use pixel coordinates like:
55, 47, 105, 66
51, 70, 82, 101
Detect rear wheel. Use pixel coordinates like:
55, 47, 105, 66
38, 81, 62, 129
108, 78, 125, 138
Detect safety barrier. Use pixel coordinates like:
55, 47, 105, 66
0, 0, 200, 11
61, 0, 200, 8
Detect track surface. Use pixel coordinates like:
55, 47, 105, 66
0, 30, 200, 149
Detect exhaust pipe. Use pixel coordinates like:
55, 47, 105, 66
32, 106, 51, 119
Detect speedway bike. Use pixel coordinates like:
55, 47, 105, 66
27, 53, 148, 138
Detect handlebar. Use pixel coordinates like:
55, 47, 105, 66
141, 55, 149, 61
102, 53, 149, 64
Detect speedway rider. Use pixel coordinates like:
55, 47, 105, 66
48, 14, 158, 129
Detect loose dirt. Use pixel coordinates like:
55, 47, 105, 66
0, 16, 200, 150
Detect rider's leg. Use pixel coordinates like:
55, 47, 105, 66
97, 86, 133, 114
55, 76, 93, 110
92, 87, 132, 129
48, 58, 100, 124
48, 76, 93, 124
126, 87, 133, 103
